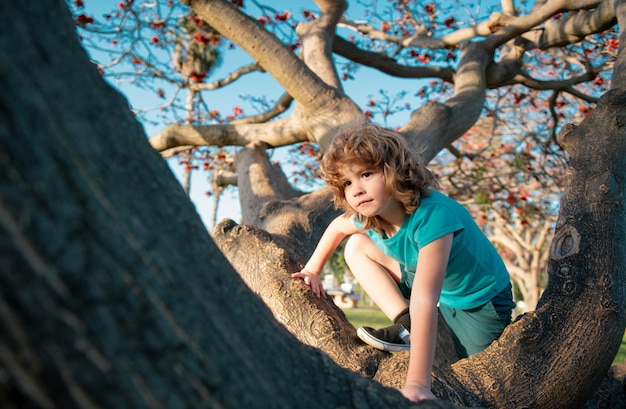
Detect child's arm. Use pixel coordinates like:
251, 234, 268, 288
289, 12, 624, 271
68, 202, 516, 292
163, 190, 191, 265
292, 214, 359, 299
400, 233, 453, 402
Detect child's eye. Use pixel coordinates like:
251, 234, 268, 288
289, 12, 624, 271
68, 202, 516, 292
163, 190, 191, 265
343, 180, 352, 187
362, 171, 371, 178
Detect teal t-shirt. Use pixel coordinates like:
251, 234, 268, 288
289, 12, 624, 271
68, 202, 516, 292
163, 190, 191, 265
354, 190, 510, 310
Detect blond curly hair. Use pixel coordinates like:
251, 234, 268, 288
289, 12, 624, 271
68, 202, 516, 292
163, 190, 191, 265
320, 122, 437, 232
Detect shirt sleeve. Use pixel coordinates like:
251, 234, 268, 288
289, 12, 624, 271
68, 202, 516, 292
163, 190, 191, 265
413, 202, 464, 249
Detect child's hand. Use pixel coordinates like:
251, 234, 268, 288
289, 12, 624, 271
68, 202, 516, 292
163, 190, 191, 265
400, 382, 436, 402
291, 269, 326, 299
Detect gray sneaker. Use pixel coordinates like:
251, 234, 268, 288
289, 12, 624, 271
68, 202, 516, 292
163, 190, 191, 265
357, 323, 410, 352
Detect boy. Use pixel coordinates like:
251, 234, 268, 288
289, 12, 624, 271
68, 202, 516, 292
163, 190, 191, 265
293, 122, 514, 402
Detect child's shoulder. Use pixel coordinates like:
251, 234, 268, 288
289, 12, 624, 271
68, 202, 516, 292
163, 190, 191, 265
422, 189, 453, 205
417, 190, 465, 215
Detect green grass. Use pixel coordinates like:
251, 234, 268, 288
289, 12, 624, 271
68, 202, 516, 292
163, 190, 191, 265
343, 307, 391, 330
343, 308, 626, 366
613, 333, 626, 365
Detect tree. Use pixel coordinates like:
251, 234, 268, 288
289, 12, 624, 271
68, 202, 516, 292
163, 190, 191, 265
1, 1, 626, 409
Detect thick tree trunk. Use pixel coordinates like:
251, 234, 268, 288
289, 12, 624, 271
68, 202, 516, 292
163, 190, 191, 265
0, 1, 447, 408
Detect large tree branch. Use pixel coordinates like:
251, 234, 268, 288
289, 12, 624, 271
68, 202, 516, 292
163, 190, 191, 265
485, 0, 603, 49
149, 117, 308, 153
182, 0, 343, 114
296, 0, 346, 91
527, 0, 617, 49
401, 42, 490, 163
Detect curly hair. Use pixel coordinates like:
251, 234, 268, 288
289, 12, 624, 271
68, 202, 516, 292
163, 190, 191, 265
320, 122, 438, 232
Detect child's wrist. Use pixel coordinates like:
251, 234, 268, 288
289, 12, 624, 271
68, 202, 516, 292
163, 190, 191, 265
302, 266, 320, 275
404, 380, 430, 389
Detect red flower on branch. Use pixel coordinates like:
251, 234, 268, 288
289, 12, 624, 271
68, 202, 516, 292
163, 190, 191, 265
190, 71, 207, 83
275, 11, 290, 22
76, 14, 94, 26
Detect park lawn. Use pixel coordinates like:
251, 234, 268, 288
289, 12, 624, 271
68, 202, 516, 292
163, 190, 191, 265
343, 307, 626, 365
343, 307, 392, 329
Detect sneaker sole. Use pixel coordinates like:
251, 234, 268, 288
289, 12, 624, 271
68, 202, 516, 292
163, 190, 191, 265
357, 327, 410, 352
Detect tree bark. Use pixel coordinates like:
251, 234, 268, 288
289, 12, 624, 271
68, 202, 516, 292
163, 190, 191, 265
0, 1, 444, 408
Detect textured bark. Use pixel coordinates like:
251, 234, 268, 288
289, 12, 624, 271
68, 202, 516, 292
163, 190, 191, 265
0, 1, 453, 408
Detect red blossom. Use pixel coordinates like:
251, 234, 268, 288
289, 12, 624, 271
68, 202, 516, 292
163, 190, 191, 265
194, 32, 210, 44
76, 14, 94, 26
150, 36, 159, 44
275, 11, 290, 21
606, 38, 619, 52
190, 71, 207, 83
364, 110, 373, 119
424, 3, 436, 15
368, 99, 376, 107
231, 0, 243, 8
131, 56, 141, 65
579, 104, 592, 116
258, 16, 270, 25
444, 17, 455, 28
157, 89, 165, 98
418, 53, 431, 64
74, 0, 84, 8
506, 193, 516, 204
302, 10, 315, 20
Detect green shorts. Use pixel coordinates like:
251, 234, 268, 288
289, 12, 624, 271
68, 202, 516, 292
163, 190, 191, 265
439, 283, 515, 358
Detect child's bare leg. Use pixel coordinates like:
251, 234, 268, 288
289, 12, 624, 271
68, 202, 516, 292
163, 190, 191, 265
344, 233, 408, 321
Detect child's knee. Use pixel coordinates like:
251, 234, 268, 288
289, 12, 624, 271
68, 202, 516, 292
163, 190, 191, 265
344, 234, 371, 262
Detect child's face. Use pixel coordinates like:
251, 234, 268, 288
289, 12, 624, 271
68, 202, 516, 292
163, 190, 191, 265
340, 163, 400, 219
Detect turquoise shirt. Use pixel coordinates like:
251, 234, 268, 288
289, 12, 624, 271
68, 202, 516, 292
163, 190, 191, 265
355, 190, 510, 309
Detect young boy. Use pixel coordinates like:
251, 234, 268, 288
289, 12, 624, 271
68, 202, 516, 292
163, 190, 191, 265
292, 122, 515, 402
